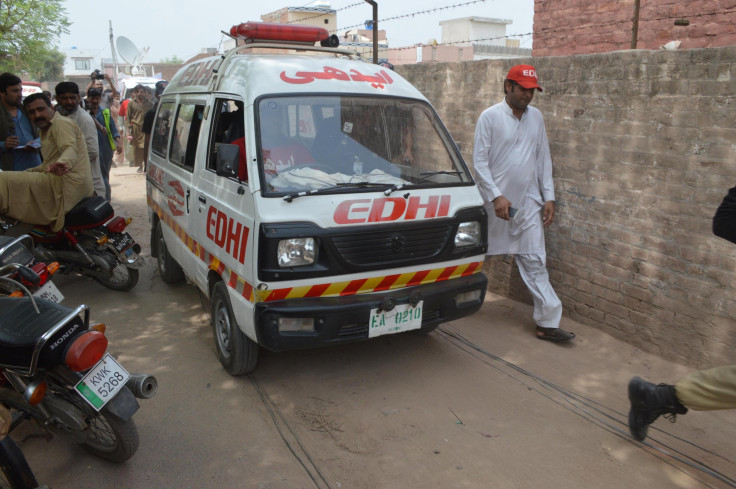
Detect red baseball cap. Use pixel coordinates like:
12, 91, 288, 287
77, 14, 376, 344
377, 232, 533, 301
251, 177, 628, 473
506, 64, 543, 91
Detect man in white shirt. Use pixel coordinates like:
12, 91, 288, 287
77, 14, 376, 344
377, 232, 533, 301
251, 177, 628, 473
55, 82, 106, 199
473, 65, 574, 342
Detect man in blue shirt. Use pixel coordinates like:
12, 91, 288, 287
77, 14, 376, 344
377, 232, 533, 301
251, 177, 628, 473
87, 88, 121, 201
0, 72, 42, 171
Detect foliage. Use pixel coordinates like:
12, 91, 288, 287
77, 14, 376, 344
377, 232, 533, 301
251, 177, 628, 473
161, 55, 184, 65
0, 0, 70, 81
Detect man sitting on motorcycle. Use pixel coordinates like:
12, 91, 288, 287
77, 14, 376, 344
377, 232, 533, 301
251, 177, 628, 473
0, 93, 93, 231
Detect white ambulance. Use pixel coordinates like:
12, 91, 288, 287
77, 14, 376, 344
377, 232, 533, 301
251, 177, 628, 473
146, 23, 488, 375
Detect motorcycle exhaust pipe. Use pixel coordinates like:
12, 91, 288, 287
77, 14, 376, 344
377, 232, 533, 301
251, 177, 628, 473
125, 374, 158, 399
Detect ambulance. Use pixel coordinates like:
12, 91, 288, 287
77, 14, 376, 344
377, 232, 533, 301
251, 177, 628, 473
146, 23, 488, 375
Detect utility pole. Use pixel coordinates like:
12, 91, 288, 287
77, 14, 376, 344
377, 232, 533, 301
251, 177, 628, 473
109, 21, 119, 87
631, 0, 641, 49
364, 0, 378, 64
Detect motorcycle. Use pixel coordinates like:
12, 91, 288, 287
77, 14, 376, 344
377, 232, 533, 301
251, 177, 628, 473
0, 405, 42, 489
0, 195, 144, 292
0, 263, 157, 463
0, 234, 63, 303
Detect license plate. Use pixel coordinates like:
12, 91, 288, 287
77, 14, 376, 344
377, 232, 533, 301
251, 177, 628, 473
75, 353, 131, 411
111, 232, 135, 253
368, 301, 423, 338
32, 280, 64, 303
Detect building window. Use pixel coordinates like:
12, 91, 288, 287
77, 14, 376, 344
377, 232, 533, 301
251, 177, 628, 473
74, 59, 91, 70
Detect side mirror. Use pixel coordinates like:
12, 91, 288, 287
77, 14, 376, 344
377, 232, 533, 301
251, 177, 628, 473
216, 143, 239, 178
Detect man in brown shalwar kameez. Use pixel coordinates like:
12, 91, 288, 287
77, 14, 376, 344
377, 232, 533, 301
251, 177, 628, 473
126, 85, 153, 173
0, 93, 93, 231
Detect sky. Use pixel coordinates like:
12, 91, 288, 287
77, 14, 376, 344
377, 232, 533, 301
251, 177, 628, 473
58, 0, 534, 63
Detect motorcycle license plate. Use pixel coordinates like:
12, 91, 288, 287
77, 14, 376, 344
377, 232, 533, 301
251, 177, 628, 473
75, 353, 130, 411
368, 301, 423, 338
32, 280, 64, 303
111, 232, 135, 253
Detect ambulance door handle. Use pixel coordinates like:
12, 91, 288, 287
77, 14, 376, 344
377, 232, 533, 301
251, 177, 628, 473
186, 189, 190, 213
199, 195, 207, 203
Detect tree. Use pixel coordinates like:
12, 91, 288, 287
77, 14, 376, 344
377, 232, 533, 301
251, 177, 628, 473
0, 0, 70, 81
161, 55, 184, 65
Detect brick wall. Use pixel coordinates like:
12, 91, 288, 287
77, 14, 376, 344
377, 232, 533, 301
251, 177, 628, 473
534, 0, 736, 56
396, 47, 736, 368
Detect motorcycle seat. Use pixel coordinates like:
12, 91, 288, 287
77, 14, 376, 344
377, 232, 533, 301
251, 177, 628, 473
0, 297, 83, 373
64, 196, 114, 229
0, 297, 74, 348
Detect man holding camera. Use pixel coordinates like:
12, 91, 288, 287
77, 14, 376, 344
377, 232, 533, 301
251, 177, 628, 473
86, 70, 119, 110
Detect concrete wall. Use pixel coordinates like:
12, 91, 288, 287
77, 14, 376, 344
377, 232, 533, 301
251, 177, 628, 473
396, 47, 736, 368
534, 0, 736, 56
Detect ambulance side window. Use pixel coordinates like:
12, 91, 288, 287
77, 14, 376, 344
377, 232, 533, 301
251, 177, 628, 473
151, 101, 175, 158
208, 99, 247, 181
169, 103, 205, 172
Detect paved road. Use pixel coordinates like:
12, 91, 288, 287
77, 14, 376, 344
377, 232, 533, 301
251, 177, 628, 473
15, 168, 736, 488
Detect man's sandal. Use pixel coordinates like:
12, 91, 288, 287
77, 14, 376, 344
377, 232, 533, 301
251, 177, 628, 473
536, 326, 575, 343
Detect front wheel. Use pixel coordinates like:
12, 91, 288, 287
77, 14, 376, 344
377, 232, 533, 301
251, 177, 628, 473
211, 281, 258, 375
0, 436, 39, 489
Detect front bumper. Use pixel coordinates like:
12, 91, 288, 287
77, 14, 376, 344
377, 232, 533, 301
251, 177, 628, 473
254, 272, 487, 351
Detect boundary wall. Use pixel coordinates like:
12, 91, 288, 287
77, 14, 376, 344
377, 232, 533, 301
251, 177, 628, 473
397, 47, 736, 367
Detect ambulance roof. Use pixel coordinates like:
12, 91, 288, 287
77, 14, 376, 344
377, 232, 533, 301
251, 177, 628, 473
165, 53, 428, 104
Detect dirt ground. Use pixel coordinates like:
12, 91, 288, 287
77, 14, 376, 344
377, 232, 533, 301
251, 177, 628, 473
13, 166, 736, 489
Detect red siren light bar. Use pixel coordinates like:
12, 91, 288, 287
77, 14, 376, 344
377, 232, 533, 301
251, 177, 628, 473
230, 22, 329, 43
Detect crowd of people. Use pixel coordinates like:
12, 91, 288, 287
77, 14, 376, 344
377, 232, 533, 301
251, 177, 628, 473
0, 70, 165, 220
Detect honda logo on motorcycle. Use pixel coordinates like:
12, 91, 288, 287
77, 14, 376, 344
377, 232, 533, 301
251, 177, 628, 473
49, 323, 80, 350
334, 195, 451, 225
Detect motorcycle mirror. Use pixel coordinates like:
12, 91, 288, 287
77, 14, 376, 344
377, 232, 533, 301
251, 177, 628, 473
17, 265, 40, 285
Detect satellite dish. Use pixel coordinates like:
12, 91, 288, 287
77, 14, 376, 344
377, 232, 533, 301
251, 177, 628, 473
116, 36, 148, 76
116, 36, 139, 64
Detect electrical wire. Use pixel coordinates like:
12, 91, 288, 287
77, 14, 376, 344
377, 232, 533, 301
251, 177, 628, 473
436, 326, 736, 488
335, 0, 487, 33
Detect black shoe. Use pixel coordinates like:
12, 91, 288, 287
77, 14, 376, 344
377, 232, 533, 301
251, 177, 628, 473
628, 376, 688, 441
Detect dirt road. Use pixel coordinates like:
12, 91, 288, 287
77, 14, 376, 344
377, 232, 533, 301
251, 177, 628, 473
15, 167, 736, 488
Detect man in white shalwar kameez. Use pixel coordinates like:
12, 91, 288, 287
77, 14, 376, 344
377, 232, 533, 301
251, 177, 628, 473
473, 65, 575, 342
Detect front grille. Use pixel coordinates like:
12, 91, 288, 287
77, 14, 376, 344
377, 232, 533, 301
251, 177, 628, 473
331, 224, 453, 267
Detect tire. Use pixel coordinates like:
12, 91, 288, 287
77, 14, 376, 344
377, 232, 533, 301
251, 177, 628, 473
81, 410, 139, 463
155, 220, 185, 283
92, 264, 139, 291
211, 281, 258, 376
0, 436, 38, 489
23, 368, 140, 463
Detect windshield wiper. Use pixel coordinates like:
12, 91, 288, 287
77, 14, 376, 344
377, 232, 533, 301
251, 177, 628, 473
415, 170, 462, 184
282, 182, 407, 202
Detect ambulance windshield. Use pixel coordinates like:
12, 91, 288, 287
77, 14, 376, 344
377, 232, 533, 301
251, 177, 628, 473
257, 96, 473, 196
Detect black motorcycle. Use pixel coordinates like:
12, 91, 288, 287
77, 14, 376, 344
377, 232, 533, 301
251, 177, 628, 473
0, 263, 157, 463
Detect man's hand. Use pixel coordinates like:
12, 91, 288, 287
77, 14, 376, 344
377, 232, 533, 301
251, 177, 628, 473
46, 161, 71, 176
543, 201, 555, 227
115, 140, 123, 155
492, 195, 513, 220
4, 135, 19, 150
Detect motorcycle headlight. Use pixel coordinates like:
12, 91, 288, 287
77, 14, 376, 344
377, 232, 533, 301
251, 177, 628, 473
277, 238, 317, 267
454, 221, 480, 248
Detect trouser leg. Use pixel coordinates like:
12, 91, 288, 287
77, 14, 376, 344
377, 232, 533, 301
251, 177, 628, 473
514, 253, 562, 329
100, 157, 112, 201
134, 147, 144, 168
675, 365, 736, 411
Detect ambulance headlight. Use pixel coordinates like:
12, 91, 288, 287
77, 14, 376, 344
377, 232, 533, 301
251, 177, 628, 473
277, 238, 317, 267
454, 221, 480, 248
